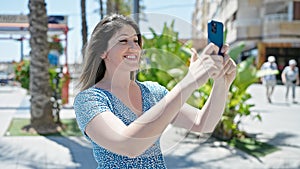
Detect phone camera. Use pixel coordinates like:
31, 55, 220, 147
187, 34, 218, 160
211, 22, 217, 33
211, 23, 217, 33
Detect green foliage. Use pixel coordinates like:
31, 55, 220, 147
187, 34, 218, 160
202, 44, 260, 140
228, 137, 280, 158
228, 43, 245, 61
14, 60, 63, 95
48, 67, 65, 99
119, 0, 132, 16
14, 60, 30, 90
138, 21, 192, 89
14, 35, 65, 91
49, 35, 63, 54
234, 56, 258, 91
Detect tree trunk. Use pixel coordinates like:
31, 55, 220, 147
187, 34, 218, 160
106, 0, 114, 15
81, 0, 88, 57
212, 121, 233, 141
115, 0, 120, 13
106, 0, 133, 16
27, 0, 58, 134
99, 0, 104, 19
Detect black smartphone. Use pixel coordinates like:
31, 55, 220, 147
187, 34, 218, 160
207, 20, 224, 56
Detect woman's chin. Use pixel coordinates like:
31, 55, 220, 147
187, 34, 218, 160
127, 64, 140, 71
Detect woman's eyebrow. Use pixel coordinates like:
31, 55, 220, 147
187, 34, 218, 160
117, 33, 138, 38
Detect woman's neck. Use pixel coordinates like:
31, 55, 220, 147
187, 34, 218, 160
98, 70, 134, 90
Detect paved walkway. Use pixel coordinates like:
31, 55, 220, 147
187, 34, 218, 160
0, 84, 299, 169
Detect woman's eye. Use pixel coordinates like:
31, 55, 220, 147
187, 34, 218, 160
119, 40, 128, 44
118, 39, 139, 45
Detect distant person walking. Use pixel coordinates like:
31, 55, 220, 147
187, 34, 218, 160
281, 59, 299, 103
260, 56, 278, 103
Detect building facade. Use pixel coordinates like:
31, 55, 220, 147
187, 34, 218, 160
193, 0, 300, 74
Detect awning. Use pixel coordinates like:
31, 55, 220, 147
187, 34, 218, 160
0, 15, 68, 35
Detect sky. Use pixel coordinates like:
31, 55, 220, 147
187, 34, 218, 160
0, 0, 195, 64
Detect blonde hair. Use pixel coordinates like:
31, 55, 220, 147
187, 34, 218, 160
77, 14, 142, 91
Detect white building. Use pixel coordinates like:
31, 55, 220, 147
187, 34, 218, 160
193, 0, 300, 71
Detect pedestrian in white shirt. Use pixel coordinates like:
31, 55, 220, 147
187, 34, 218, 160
281, 59, 299, 103
260, 56, 278, 103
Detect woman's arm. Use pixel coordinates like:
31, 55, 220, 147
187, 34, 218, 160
171, 53, 236, 133
171, 79, 227, 133
296, 70, 300, 85
85, 43, 224, 158
281, 69, 287, 84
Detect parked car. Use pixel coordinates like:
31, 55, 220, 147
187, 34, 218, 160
0, 71, 9, 85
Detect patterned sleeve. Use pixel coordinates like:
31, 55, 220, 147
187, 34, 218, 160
143, 81, 169, 101
73, 88, 112, 136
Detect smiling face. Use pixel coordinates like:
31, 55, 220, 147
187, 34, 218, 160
104, 25, 142, 73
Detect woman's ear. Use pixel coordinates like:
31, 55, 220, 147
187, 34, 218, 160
101, 52, 107, 59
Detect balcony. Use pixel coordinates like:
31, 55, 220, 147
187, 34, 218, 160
264, 13, 290, 22
262, 20, 300, 40
263, 0, 287, 5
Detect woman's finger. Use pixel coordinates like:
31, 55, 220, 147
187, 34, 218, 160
203, 43, 219, 55
226, 59, 237, 75
190, 48, 198, 63
222, 53, 230, 65
221, 44, 230, 54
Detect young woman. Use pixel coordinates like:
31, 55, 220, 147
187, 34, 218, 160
74, 14, 236, 168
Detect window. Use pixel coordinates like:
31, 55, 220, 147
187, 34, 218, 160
294, 1, 300, 20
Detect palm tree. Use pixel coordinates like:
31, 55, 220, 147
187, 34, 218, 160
81, 0, 88, 57
106, 0, 132, 16
99, 0, 104, 19
26, 0, 57, 134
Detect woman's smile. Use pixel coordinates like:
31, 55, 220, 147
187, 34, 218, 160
124, 54, 139, 61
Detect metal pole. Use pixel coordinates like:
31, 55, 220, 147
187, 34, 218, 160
133, 0, 139, 24
20, 37, 24, 61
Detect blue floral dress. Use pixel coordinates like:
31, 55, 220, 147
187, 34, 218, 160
74, 81, 169, 169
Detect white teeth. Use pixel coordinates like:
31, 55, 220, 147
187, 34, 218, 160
125, 55, 136, 59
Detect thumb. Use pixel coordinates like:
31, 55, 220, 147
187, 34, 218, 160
203, 43, 219, 55
190, 48, 198, 63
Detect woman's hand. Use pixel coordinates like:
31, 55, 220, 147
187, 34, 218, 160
186, 43, 224, 88
173, 44, 236, 132
214, 45, 237, 89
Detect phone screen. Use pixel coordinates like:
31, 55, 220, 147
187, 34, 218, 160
207, 20, 224, 56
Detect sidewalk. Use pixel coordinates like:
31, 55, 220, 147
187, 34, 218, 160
0, 84, 300, 169
162, 84, 300, 169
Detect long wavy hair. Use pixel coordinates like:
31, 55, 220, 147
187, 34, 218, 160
77, 14, 142, 91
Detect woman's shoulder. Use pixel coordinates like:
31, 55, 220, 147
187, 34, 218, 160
138, 80, 166, 90
137, 80, 169, 100
75, 86, 105, 96
74, 86, 109, 104
138, 80, 158, 86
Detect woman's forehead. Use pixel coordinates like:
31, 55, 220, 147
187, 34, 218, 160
107, 25, 138, 48
114, 25, 138, 38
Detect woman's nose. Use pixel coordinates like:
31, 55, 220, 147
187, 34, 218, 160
128, 41, 140, 50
